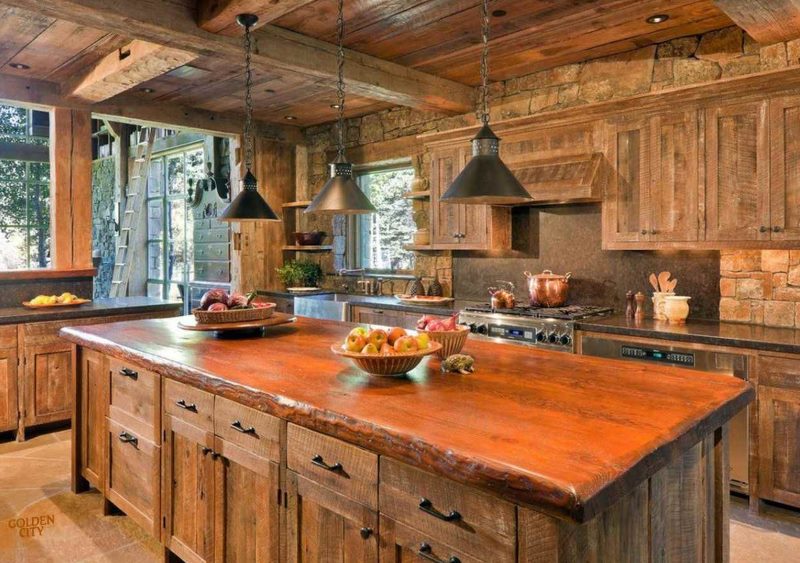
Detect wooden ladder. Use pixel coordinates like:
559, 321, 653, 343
110, 127, 156, 297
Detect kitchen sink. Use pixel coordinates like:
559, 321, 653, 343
294, 293, 351, 321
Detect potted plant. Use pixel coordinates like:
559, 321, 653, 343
276, 260, 324, 289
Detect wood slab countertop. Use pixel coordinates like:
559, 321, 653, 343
60, 316, 752, 523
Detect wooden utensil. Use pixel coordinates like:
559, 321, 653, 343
657, 271, 671, 292
667, 278, 678, 292
648, 274, 659, 292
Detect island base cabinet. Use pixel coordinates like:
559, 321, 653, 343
0, 326, 18, 435
379, 516, 481, 563
78, 348, 108, 490
286, 470, 378, 562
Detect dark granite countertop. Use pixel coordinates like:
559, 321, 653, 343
0, 297, 182, 325
577, 315, 800, 355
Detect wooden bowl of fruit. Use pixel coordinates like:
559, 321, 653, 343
416, 314, 470, 359
331, 326, 442, 376
193, 289, 275, 324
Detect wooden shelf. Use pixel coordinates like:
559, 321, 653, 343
282, 200, 312, 209
402, 190, 430, 199
281, 245, 332, 252
404, 244, 435, 251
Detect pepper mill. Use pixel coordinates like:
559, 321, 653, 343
625, 291, 635, 319
634, 291, 646, 322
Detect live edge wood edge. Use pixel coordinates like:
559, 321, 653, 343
61, 318, 752, 525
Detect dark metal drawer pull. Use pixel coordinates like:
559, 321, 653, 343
418, 543, 460, 563
231, 420, 256, 434
118, 431, 138, 448
419, 498, 461, 522
119, 367, 138, 380
311, 454, 342, 472
359, 527, 372, 539
175, 399, 198, 412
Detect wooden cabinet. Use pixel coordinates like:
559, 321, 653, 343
769, 94, 800, 240
429, 144, 511, 250
705, 100, 770, 242
78, 348, 107, 489
380, 515, 479, 563
21, 343, 72, 429
756, 354, 800, 508
0, 326, 18, 435
351, 306, 419, 330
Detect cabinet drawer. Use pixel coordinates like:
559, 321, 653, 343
287, 424, 378, 509
758, 354, 800, 389
380, 457, 516, 562
163, 378, 214, 431
106, 418, 160, 537
108, 358, 160, 442
214, 396, 282, 462
195, 261, 230, 283
195, 229, 229, 243
194, 242, 230, 261
380, 515, 483, 563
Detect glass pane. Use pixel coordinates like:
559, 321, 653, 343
29, 227, 50, 269
148, 158, 164, 197
28, 162, 49, 184
186, 147, 204, 188
147, 200, 163, 240
0, 180, 27, 225
147, 241, 163, 279
167, 200, 188, 282
0, 227, 29, 270
147, 282, 163, 299
26, 182, 50, 225
357, 168, 415, 270
167, 283, 185, 302
167, 154, 185, 195
0, 160, 25, 183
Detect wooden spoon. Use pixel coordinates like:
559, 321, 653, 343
658, 271, 671, 293
648, 273, 659, 292
667, 278, 678, 292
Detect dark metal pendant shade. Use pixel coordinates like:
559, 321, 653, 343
219, 169, 280, 222
305, 157, 376, 215
441, 124, 532, 205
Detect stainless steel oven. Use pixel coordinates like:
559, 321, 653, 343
580, 334, 751, 493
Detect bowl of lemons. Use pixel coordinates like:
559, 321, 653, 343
24, 293, 90, 308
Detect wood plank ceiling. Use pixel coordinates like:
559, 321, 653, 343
0, 0, 733, 128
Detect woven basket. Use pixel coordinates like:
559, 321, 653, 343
331, 341, 442, 376
193, 303, 275, 324
421, 326, 469, 359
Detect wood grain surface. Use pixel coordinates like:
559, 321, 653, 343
61, 316, 753, 522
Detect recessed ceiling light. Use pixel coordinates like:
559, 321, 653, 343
284, 115, 297, 121
646, 14, 669, 24
492, 9, 507, 17
140, 87, 155, 94
330, 103, 341, 109
10, 63, 30, 70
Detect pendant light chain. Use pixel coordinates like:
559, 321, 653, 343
479, 0, 490, 125
243, 19, 255, 171
336, 0, 346, 159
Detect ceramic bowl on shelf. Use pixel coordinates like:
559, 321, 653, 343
294, 231, 326, 246
664, 296, 691, 325
331, 341, 442, 376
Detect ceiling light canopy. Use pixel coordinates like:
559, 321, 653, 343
306, 0, 375, 215
219, 13, 280, 223
441, 0, 531, 205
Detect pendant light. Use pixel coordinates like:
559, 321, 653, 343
441, 0, 532, 205
305, 0, 375, 215
219, 13, 280, 222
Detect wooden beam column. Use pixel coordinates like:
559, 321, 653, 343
714, 0, 800, 43
50, 108, 93, 270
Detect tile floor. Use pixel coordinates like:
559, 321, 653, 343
0, 430, 799, 562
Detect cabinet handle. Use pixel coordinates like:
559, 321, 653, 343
419, 498, 461, 522
311, 454, 342, 473
760, 225, 768, 233
418, 543, 461, 563
359, 527, 373, 540
773, 226, 782, 233
119, 367, 138, 380
202, 447, 213, 456
175, 399, 198, 412
230, 420, 256, 435
641, 229, 648, 235
118, 431, 138, 448
452, 232, 460, 238
650, 228, 657, 235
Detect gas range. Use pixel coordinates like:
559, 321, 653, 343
459, 304, 614, 352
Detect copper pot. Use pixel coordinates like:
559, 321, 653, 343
523, 269, 571, 307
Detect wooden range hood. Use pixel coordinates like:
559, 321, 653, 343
508, 152, 608, 205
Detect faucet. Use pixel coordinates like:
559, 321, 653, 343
337, 269, 370, 294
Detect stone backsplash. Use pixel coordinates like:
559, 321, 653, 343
720, 251, 800, 327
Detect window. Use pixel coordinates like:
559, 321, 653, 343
146, 145, 204, 302
353, 166, 415, 271
0, 103, 51, 270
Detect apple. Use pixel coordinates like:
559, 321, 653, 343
208, 302, 229, 312
345, 333, 367, 352
349, 326, 369, 338
380, 343, 397, 355
416, 332, 430, 350
367, 329, 388, 349
393, 335, 419, 353
361, 343, 380, 355
387, 327, 407, 345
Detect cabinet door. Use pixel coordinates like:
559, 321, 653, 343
163, 414, 215, 563
380, 516, 481, 563
79, 348, 108, 489
769, 94, 800, 240
0, 326, 18, 433
22, 343, 72, 427
649, 110, 699, 242
705, 101, 770, 241
213, 438, 280, 563
352, 306, 406, 328
431, 146, 467, 247
758, 384, 800, 508
603, 118, 650, 246
286, 471, 378, 563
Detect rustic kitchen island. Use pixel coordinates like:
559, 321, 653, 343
61, 316, 752, 563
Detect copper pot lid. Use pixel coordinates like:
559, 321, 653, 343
524, 269, 572, 280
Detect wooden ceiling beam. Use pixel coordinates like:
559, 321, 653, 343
197, 0, 317, 36
714, 0, 800, 43
0, 73, 303, 143
4, 0, 474, 114
64, 39, 197, 102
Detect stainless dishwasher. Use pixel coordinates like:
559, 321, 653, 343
580, 333, 751, 493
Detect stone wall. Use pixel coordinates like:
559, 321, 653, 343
92, 156, 116, 298
720, 251, 800, 327
300, 26, 800, 310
